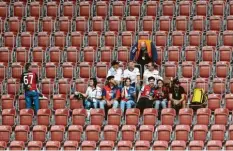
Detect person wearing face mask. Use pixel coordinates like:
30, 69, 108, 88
130, 40, 157, 74
136, 76, 157, 114
143, 62, 163, 85
123, 61, 141, 89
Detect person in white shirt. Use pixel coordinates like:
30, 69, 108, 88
123, 61, 140, 88
80, 78, 102, 109
143, 62, 163, 85
107, 60, 123, 85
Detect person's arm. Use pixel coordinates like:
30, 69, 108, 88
121, 87, 125, 98
169, 93, 174, 102
130, 42, 138, 61
137, 91, 141, 102
113, 89, 121, 101
107, 69, 111, 78
151, 42, 158, 62
102, 88, 108, 101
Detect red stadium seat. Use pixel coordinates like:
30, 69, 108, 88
85, 125, 101, 142
0, 2, 8, 19
192, 16, 206, 31
188, 31, 202, 47
61, 62, 75, 80
91, 16, 105, 32
125, 108, 140, 126
3, 32, 16, 48
159, 16, 172, 32
108, 16, 122, 32
83, 46, 97, 63
11, 62, 24, 80
196, 108, 211, 125
19, 109, 34, 126
24, 17, 38, 33
62, 2, 75, 18
0, 125, 12, 143
163, 62, 178, 79
121, 125, 136, 142
74, 17, 88, 33
189, 141, 204, 151
55, 108, 69, 126
121, 31, 135, 47
117, 46, 130, 62
202, 46, 216, 62
162, 1, 175, 16
13, 2, 25, 18
56, 17, 71, 33
68, 125, 83, 142
15, 125, 30, 142
143, 108, 158, 125
6, 78, 20, 95
99, 47, 113, 63
8, 17, 21, 34
178, 108, 193, 126
28, 141, 43, 151
90, 108, 105, 126
170, 141, 186, 151
193, 125, 208, 141
99, 141, 114, 151
1, 94, 15, 110
216, 61, 230, 78
81, 141, 96, 151
142, 16, 155, 32
124, 16, 139, 32
0, 47, 12, 63
139, 125, 154, 142
29, 2, 41, 19
64, 141, 79, 151
74, 78, 88, 93
138, 31, 151, 40
175, 16, 189, 31
209, 16, 222, 31
32, 125, 47, 143
154, 31, 168, 47
87, 31, 100, 48
226, 94, 233, 111
211, 125, 226, 141
135, 141, 150, 151
208, 94, 221, 111
175, 125, 190, 142
212, 1, 225, 16
207, 140, 222, 150
157, 125, 172, 142
161, 108, 176, 125
9, 141, 25, 151
107, 108, 122, 126
79, 1, 92, 17
40, 17, 54, 33
45, 62, 58, 79
96, 1, 109, 17
226, 16, 233, 30
45, 141, 61, 150
167, 46, 181, 62
57, 78, 72, 95
196, 1, 208, 16
72, 108, 87, 126
205, 31, 219, 46
225, 140, 233, 150
15, 47, 29, 63
46, 2, 58, 19
69, 94, 84, 110
212, 78, 226, 94
129, 1, 141, 17
2, 109, 16, 126
52, 94, 66, 110
198, 61, 212, 78
172, 31, 185, 46
70, 32, 84, 49
117, 141, 132, 150
50, 125, 65, 142
146, 1, 158, 16
103, 125, 119, 142
37, 109, 51, 127
218, 46, 233, 62
153, 141, 168, 150
41, 78, 54, 98
179, 1, 192, 16
214, 108, 229, 125
111, 1, 125, 17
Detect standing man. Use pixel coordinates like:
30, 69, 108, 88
130, 40, 157, 74
21, 63, 40, 114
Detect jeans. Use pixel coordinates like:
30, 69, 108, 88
99, 100, 119, 109
154, 99, 167, 110
120, 100, 135, 112
85, 98, 99, 109
25, 90, 39, 115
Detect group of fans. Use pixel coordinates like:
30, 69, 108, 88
20, 39, 186, 115
77, 60, 186, 114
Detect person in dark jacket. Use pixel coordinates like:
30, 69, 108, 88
130, 40, 158, 74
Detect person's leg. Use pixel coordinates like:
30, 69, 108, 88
32, 91, 40, 115
99, 100, 106, 109
120, 101, 126, 113
126, 100, 135, 109
161, 99, 167, 109
112, 100, 119, 109
154, 100, 161, 110
92, 99, 99, 109
25, 91, 32, 109
85, 99, 91, 109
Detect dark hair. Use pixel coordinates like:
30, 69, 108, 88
125, 77, 131, 83
148, 76, 155, 81
90, 77, 97, 87
148, 62, 157, 68
157, 79, 164, 84
25, 63, 31, 71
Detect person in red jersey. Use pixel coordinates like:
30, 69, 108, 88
20, 63, 39, 114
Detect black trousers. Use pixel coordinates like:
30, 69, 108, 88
136, 97, 154, 114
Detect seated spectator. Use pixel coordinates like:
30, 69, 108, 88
169, 78, 186, 109
143, 62, 163, 85
101, 76, 120, 109
77, 78, 102, 109
154, 79, 169, 110
136, 76, 157, 114
107, 60, 123, 85
120, 78, 136, 113
123, 61, 141, 88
